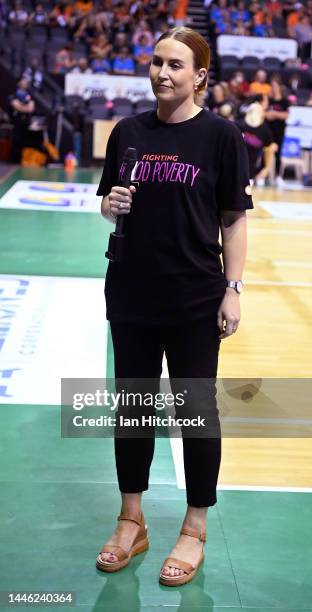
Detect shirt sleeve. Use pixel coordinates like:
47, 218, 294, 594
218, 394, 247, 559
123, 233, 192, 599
216, 121, 254, 211
96, 122, 120, 196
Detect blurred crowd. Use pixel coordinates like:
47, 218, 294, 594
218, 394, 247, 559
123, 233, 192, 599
207, 0, 312, 57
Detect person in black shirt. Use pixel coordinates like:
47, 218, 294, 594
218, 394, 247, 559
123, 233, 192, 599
96, 26, 254, 586
266, 77, 290, 187
236, 98, 277, 186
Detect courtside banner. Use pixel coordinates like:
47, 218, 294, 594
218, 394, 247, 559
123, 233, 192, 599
65, 73, 154, 102
61, 377, 312, 438
0, 275, 107, 404
217, 34, 297, 60
0, 180, 101, 213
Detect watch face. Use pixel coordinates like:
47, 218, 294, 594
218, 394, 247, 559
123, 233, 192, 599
236, 281, 243, 293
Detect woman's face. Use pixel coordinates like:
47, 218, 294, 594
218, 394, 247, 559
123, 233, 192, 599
149, 38, 205, 104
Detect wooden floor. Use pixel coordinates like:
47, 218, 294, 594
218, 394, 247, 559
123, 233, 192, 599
218, 183, 312, 489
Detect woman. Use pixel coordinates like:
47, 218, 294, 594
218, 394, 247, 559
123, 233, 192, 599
236, 96, 277, 186
95, 26, 254, 586
266, 77, 290, 187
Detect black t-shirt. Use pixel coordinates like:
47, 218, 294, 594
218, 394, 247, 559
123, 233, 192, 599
97, 108, 254, 324
267, 97, 290, 141
236, 119, 274, 179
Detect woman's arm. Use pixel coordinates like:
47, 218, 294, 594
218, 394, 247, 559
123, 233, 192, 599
218, 211, 247, 338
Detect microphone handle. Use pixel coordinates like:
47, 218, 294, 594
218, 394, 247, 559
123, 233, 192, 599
115, 164, 134, 236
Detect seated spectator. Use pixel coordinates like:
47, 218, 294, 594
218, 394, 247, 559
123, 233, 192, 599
230, 1, 251, 27
293, 15, 312, 60
95, 0, 114, 29
286, 1, 305, 36
265, 0, 282, 18
251, 12, 274, 36
249, 0, 265, 24
8, 0, 28, 26
53, 44, 77, 73
111, 46, 135, 75
90, 56, 111, 72
250, 69, 272, 96
22, 57, 43, 90
90, 32, 112, 59
111, 31, 130, 58
28, 3, 48, 25
233, 18, 250, 35
70, 57, 92, 73
132, 19, 155, 47
133, 34, 153, 66
228, 71, 250, 101
73, 12, 105, 43
49, 1, 72, 27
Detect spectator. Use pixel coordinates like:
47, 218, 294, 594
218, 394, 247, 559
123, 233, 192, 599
250, 69, 272, 96
70, 57, 92, 73
9, 77, 35, 162
286, 2, 305, 36
73, 12, 105, 43
49, 1, 72, 27
22, 57, 44, 90
266, 76, 290, 186
90, 32, 112, 59
293, 15, 312, 60
28, 2, 48, 25
230, 1, 251, 27
73, 0, 93, 19
132, 19, 155, 47
207, 82, 230, 114
53, 44, 77, 73
265, 0, 282, 19
90, 56, 111, 72
111, 45, 135, 75
228, 71, 250, 101
306, 91, 312, 106
236, 98, 277, 186
133, 33, 153, 66
8, 0, 28, 26
173, 0, 188, 27
96, 0, 114, 29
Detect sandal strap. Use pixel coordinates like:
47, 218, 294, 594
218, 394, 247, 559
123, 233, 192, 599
162, 556, 195, 574
117, 511, 143, 527
99, 544, 128, 561
180, 526, 206, 542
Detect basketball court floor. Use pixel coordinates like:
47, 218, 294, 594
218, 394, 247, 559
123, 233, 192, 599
0, 166, 311, 611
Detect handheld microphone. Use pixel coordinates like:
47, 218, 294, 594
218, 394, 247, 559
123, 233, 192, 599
105, 147, 137, 263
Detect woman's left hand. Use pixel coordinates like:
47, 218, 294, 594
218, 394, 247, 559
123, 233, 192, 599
217, 289, 241, 339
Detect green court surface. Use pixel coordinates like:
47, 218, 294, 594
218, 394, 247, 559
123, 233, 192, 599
0, 167, 311, 611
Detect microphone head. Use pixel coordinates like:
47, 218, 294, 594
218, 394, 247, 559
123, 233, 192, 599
124, 147, 137, 162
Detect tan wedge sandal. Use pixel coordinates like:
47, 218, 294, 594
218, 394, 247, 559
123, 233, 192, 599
96, 510, 149, 573
159, 525, 206, 586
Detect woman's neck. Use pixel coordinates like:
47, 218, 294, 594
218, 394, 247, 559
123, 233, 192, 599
156, 100, 202, 124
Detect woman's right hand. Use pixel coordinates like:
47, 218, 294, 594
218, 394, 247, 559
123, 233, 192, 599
109, 185, 137, 216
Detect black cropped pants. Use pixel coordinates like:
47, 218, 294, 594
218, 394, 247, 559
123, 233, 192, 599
110, 306, 222, 508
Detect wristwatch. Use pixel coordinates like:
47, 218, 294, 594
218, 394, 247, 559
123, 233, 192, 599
226, 280, 244, 294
